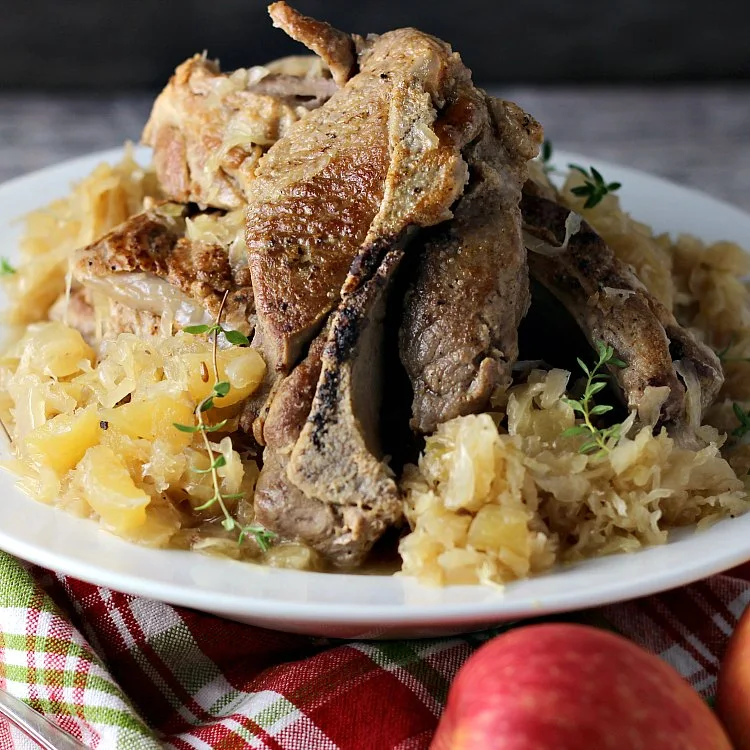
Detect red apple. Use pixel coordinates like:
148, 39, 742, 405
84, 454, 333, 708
431, 623, 731, 750
717, 603, 750, 748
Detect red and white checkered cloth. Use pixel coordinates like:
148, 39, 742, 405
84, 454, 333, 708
0, 550, 747, 749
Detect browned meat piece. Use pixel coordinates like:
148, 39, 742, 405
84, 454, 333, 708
72, 204, 254, 337
520, 191, 723, 431
253, 332, 350, 560
268, 2, 355, 86
248, 8, 486, 565
284, 244, 404, 566
245, 20, 480, 385
49, 286, 168, 342
400, 97, 542, 434
142, 54, 336, 210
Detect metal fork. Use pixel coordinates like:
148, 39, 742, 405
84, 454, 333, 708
0, 688, 88, 749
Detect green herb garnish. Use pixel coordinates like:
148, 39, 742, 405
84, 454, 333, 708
0, 258, 16, 275
174, 294, 275, 551
568, 165, 622, 209
173, 418, 228, 434
540, 140, 556, 175
732, 403, 750, 439
238, 524, 276, 552
561, 340, 627, 456
715, 335, 750, 364
183, 323, 250, 347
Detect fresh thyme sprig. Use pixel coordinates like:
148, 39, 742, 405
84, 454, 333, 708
715, 335, 750, 364
0, 257, 16, 276
183, 323, 250, 347
732, 403, 750, 439
174, 294, 275, 551
540, 140, 557, 175
561, 340, 627, 456
568, 165, 622, 209
238, 525, 277, 551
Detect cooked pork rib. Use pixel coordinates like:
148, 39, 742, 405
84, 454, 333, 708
142, 54, 336, 211
253, 332, 341, 559
268, 2, 355, 86
284, 243, 404, 566
400, 98, 542, 434
72, 204, 254, 338
520, 191, 723, 430
248, 7, 487, 564
244, 17, 480, 427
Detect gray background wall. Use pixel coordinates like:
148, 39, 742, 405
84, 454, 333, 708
1, 0, 749, 90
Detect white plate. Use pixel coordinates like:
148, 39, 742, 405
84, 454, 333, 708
1, 146, 750, 639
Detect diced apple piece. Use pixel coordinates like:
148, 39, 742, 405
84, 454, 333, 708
100, 391, 195, 450
467, 504, 530, 556
183, 348, 266, 407
19, 322, 95, 378
3, 459, 61, 505
265, 543, 320, 570
23, 406, 101, 475
78, 445, 150, 533
117, 500, 181, 547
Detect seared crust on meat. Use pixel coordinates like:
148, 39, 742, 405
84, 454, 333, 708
244, 22, 480, 438
286, 243, 404, 567
268, 2, 356, 86
73, 205, 254, 336
400, 97, 542, 434
245, 26, 478, 372
521, 191, 723, 430
249, 9, 486, 564
254, 332, 358, 562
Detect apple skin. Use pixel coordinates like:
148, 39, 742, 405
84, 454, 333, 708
431, 623, 732, 750
717, 603, 750, 749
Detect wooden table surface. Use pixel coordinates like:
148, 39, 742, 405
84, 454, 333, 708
2, 86, 749, 210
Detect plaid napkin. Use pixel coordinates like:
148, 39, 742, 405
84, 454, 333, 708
0, 551, 746, 750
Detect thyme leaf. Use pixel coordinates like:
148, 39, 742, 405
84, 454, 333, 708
715, 335, 750, 364
540, 139, 557, 175
562, 340, 627, 457
568, 164, 622, 209
239, 524, 277, 552
213, 381, 231, 398
224, 329, 250, 346
185, 323, 249, 347
732, 402, 750, 439
0, 258, 16, 275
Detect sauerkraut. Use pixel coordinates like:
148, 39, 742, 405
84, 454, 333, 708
0, 321, 274, 553
399, 165, 750, 586
3, 147, 161, 330
400, 370, 750, 586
